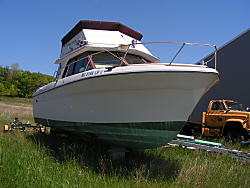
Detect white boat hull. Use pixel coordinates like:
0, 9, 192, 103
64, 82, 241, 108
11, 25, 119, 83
33, 65, 219, 148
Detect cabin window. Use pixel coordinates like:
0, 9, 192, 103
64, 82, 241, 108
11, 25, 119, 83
211, 102, 224, 110
65, 63, 75, 77
55, 63, 62, 79
63, 53, 93, 78
125, 54, 145, 64
225, 102, 244, 111
116, 52, 148, 64
91, 51, 148, 68
92, 52, 121, 67
73, 58, 91, 74
62, 51, 151, 78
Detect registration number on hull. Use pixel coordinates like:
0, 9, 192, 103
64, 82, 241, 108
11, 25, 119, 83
81, 70, 104, 78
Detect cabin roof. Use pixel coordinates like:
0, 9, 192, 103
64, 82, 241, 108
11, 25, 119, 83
61, 20, 143, 45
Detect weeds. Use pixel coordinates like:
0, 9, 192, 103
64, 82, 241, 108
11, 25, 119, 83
0, 96, 32, 106
0, 97, 250, 187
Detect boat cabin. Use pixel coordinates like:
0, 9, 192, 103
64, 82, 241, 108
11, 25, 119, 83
55, 20, 159, 79
61, 51, 151, 79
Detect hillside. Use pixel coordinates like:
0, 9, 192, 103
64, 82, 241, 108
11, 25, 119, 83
0, 65, 54, 98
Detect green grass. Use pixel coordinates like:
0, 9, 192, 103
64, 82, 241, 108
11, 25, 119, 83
0, 97, 250, 188
0, 96, 32, 106
0, 96, 33, 126
197, 137, 250, 153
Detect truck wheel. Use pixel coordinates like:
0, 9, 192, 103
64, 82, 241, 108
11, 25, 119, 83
225, 128, 246, 143
50, 127, 58, 135
225, 129, 239, 143
241, 129, 249, 141
225, 131, 233, 142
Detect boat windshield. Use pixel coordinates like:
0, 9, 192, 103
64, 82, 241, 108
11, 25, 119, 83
92, 52, 121, 67
225, 101, 244, 111
91, 51, 146, 68
123, 53, 146, 64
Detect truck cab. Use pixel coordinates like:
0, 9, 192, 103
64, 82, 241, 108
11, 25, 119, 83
202, 100, 250, 140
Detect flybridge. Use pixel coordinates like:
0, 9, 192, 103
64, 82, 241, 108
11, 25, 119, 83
62, 20, 143, 45
60, 20, 145, 58
56, 20, 217, 69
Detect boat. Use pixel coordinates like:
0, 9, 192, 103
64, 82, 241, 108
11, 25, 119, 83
32, 20, 219, 149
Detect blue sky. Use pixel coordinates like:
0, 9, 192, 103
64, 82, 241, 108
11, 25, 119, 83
0, 0, 249, 75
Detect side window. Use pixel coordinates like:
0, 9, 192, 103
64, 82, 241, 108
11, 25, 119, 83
65, 63, 75, 77
63, 53, 93, 78
73, 58, 91, 74
211, 102, 224, 110
56, 64, 62, 79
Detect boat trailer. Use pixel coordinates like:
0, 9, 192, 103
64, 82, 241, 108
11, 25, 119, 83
3, 118, 44, 133
169, 134, 250, 163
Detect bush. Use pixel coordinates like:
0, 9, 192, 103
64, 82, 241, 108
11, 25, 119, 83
0, 65, 54, 98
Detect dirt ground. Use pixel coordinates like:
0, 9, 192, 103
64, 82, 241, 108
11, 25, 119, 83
0, 102, 33, 118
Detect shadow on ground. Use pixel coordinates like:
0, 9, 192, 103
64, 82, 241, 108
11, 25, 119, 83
27, 132, 181, 180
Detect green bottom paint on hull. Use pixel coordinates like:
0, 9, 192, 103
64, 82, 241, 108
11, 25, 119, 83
35, 118, 185, 149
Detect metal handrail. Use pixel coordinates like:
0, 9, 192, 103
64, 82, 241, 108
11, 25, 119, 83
55, 41, 218, 79
132, 41, 217, 69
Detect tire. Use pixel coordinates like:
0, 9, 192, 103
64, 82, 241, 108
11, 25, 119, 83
224, 131, 234, 143
225, 128, 245, 143
50, 127, 58, 135
240, 129, 249, 141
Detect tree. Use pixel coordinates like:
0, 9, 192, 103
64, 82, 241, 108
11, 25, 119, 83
11, 63, 20, 71
0, 83, 6, 95
9, 84, 19, 96
0, 65, 54, 98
